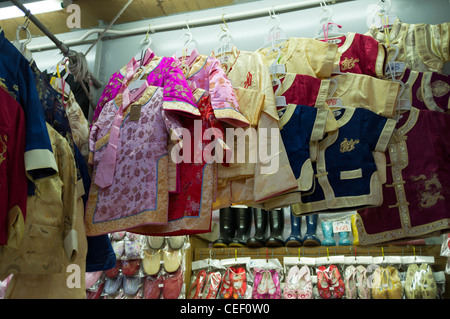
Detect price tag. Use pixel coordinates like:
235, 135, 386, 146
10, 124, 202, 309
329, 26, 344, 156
327, 98, 343, 107
269, 63, 286, 75
265, 30, 287, 44
276, 96, 287, 107
332, 220, 351, 233
129, 105, 141, 121
385, 62, 405, 77
398, 98, 412, 111
327, 38, 342, 44
214, 43, 233, 56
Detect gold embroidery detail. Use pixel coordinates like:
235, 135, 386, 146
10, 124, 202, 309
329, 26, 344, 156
340, 138, 359, 153
0, 78, 17, 100
340, 57, 360, 71
0, 134, 7, 166
431, 80, 450, 98
416, 87, 424, 102
410, 173, 444, 208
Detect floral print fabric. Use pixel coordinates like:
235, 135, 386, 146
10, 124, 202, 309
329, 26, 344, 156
85, 86, 180, 236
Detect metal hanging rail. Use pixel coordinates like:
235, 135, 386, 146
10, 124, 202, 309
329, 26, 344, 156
9, 0, 102, 88
27, 0, 350, 52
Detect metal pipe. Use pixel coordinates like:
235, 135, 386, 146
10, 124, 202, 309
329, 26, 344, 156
28, 0, 347, 52
9, 0, 102, 88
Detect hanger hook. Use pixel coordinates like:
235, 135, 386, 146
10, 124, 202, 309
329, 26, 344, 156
180, 20, 193, 47
221, 14, 229, 31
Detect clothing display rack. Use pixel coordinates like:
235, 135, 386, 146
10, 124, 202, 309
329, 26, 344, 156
8, 0, 102, 88
27, 0, 348, 53
0, 0, 449, 302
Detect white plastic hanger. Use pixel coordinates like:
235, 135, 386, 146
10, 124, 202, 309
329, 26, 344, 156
314, 1, 346, 41
176, 21, 198, 60
214, 15, 234, 63
175, 21, 199, 76
12, 23, 33, 61
134, 24, 153, 65
366, 0, 397, 30
258, 8, 289, 51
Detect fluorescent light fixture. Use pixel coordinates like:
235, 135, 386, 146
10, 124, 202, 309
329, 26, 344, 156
0, 0, 62, 21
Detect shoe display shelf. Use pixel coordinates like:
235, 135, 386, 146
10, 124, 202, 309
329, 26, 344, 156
186, 237, 450, 299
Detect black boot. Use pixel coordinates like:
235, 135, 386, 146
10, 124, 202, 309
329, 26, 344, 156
213, 207, 236, 248
229, 207, 252, 247
265, 209, 285, 247
246, 208, 268, 248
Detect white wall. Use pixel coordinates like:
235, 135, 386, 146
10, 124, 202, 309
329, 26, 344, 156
30, 0, 450, 82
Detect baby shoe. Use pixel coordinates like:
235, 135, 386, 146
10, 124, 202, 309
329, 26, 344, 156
405, 264, 421, 299
123, 276, 143, 296
328, 265, 345, 299
297, 265, 313, 299
126, 232, 141, 241
419, 263, 437, 299
219, 267, 235, 299
201, 271, 222, 299
371, 267, 387, 299
163, 250, 181, 273
168, 236, 186, 250
147, 236, 165, 249
110, 231, 126, 241
86, 282, 105, 299
85, 271, 103, 289
317, 265, 332, 299
283, 266, 300, 299
188, 270, 207, 299
143, 250, 161, 276
121, 259, 141, 277
163, 269, 184, 299
267, 270, 281, 299
143, 275, 163, 299
253, 269, 267, 299
321, 221, 336, 246
344, 265, 357, 299
103, 275, 123, 295
111, 240, 125, 260
105, 260, 122, 279
231, 267, 247, 299
124, 237, 141, 260
355, 265, 371, 299
386, 266, 403, 299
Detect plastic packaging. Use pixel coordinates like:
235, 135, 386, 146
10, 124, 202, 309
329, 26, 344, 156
343, 255, 373, 299
283, 257, 315, 299
320, 214, 354, 247
218, 257, 252, 299
96, 233, 188, 299
140, 235, 188, 299
370, 256, 403, 299
315, 255, 346, 299
440, 233, 450, 257
402, 256, 438, 299
188, 258, 225, 299
250, 258, 284, 299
